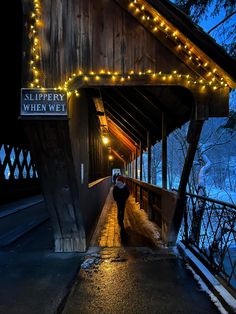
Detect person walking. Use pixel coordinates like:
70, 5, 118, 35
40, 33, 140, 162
112, 175, 130, 235
112, 172, 119, 185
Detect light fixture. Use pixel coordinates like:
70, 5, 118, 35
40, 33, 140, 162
108, 155, 113, 160
102, 136, 109, 145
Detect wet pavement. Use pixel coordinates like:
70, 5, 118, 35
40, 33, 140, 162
61, 190, 221, 314
0, 218, 82, 314
61, 246, 220, 314
0, 192, 224, 314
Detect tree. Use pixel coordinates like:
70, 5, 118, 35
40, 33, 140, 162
174, 0, 236, 59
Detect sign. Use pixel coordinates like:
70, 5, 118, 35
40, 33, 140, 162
21, 88, 67, 117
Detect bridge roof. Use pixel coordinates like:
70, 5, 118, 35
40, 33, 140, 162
3, 0, 236, 165
146, 0, 236, 83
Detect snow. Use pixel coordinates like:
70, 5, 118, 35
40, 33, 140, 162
178, 242, 236, 313
125, 197, 163, 247
207, 187, 236, 204
186, 265, 229, 314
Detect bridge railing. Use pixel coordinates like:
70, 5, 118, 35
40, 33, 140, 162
125, 178, 177, 242
179, 192, 236, 290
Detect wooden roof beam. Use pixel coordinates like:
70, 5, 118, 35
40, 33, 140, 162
105, 107, 146, 143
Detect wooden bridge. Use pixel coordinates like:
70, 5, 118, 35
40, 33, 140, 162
0, 0, 236, 299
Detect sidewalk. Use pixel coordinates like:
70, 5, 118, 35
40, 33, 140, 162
61, 190, 222, 314
0, 192, 226, 314
61, 246, 221, 314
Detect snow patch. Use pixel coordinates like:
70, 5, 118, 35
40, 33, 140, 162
81, 257, 100, 269
186, 264, 229, 314
125, 197, 162, 247
178, 242, 236, 313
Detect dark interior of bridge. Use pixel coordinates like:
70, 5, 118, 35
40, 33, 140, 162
87, 85, 194, 161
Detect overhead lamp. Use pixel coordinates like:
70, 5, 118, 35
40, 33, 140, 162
108, 155, 113, 160
102, 136, 109, 145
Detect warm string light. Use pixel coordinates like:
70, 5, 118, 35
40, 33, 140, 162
28, 0, 43, 89
28, 0, 229, 96
64, 70, 225, 91
128, 0, 229, 89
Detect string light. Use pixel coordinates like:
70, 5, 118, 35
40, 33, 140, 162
27, 0, 230, 95
127, 0, 230, 89
28, 0, 43, 89
64, 71, 224, 92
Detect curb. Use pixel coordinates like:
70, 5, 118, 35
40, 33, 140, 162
178, 242, 236, 314
0, 215, 49, 246
0, 196, 44, 218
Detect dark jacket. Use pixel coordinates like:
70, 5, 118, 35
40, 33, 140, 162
113, 184, 130, 207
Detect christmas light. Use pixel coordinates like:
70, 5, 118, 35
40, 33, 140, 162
27, 0, 230, 94
28, 0, 43, 88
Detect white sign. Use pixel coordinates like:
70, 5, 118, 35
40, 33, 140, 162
21, 88, 67, 116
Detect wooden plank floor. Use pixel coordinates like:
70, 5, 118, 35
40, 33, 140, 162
90, 188, 122, 247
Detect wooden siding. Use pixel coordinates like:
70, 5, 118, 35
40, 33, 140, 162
39, 0, 194, 87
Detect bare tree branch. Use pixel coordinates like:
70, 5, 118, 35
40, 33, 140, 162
208, 11, 236, 34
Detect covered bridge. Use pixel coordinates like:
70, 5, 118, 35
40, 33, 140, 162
1, 0, 235, 252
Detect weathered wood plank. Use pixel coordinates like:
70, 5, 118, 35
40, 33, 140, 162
24, 119, 86, 252
37, 0, 194, 86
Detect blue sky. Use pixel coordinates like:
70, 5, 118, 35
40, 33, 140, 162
170, 1, 236, 110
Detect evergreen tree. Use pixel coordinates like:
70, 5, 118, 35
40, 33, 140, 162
174, 0, 236, 59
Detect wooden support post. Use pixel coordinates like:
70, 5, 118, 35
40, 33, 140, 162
139, 142, 143, 207
24, 120, 86, 252
135, 147, 138, 200
129, 158, 131, 177
132, 152, 135, 179
162, 113, 167, 189
167, 119, 204, 244
147, 132, 151, 184
140, 142, 143, 181
23, 92, 94, 252
147, 132, 153, 219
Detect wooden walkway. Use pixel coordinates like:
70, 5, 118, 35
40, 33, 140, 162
90, 188, 122, 247
90, 187, 162, 248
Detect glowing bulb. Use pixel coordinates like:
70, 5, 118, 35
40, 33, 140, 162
108, 155, 113, 160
